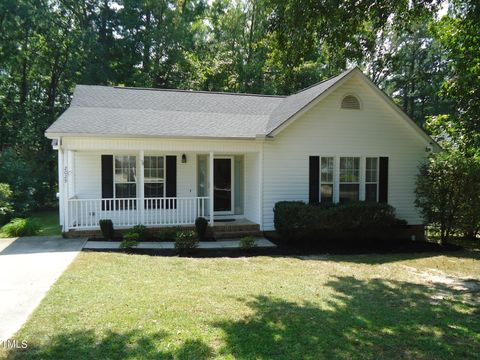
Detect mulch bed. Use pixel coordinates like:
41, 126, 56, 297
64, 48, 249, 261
83, 238, 463, 258
87, 237, 216, 242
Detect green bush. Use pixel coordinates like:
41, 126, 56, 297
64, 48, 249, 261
195, 217, 209, 241
416, 150, 480, 242
273, 201, 306, 241
0, 149, 37, 216
240, 235, 256, 250
131, 224, 148, 239
0, 183, 14, 226
175, 230, 198, 253
274, 201, 405, 242
121, 232, 139, 249
2, 218, 40, 237
158, 227, 178, 241
99, 219, 114, 240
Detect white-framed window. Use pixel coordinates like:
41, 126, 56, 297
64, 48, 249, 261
320, 157, 334, 203
339, 157, 360, 202
114, 156, 137, 198
365, 157, 378, 202
144, 156, 165, 198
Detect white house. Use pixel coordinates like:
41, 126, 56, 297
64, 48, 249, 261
45, 67, 438, 234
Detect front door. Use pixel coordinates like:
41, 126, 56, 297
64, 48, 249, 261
214, 157, 233, 214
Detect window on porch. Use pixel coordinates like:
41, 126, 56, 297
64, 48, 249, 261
144, 156, 165, 198
114, 156, 136, 198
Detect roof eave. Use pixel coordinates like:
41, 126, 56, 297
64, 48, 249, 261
44, 131, 261, 141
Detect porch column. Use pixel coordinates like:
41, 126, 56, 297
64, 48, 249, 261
67, 150, 75, 198
63, 150, 72, 232
209, 151, 214, 225
57, 142, 65, 231
139, 150, 145, 224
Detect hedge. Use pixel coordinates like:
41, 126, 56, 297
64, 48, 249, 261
274, 201, 407, 243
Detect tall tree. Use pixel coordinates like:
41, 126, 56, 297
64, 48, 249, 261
430, 0, 480, 149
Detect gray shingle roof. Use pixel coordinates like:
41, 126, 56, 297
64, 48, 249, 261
46, 68, 356, 139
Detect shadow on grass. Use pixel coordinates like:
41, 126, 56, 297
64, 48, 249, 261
311, 249, 480, 265
8, 330, 213, 360
6, 277, 479, 359
214, 276, 479, 359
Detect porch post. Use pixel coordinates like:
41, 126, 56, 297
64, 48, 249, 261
57, 142, 65, 231
209, 151, 214, 225
63, 150, 72, 232
139, 150, 145, 224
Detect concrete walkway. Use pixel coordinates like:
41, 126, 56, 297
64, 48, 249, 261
0, 236, 86, 341
84, 238, 276, 250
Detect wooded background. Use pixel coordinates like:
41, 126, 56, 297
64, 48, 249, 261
0, 0, 478, 214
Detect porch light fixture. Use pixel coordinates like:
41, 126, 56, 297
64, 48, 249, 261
181, 154, 187, 163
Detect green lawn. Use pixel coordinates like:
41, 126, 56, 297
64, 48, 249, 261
0, 210, 60, 237
4, 251, 480, 359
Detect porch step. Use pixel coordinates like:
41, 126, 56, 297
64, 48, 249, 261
212, 223, 261, 239
214, 230, 263, 239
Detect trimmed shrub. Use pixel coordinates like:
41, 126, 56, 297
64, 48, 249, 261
131, 224, 148, 239
195, 217, 209, 241
121, 232, 139, 249
240, 235, 256, 250
273, 201, 306, 241
274, 201, 406, 243
99, 219, 114, 240
2, 218, 40, 237
175, 230, 199, 253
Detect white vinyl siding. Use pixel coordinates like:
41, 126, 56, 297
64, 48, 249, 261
262, 74, 427, 230
73, 152, 101, 199
244, 152, 261, 224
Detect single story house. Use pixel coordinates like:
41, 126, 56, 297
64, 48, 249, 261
45, 67, 438, 235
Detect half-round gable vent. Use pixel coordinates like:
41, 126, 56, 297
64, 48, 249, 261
341, 95, 360, 110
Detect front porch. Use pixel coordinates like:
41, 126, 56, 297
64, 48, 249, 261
58, 142, 262, 232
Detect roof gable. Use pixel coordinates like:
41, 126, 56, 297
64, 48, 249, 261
266, 68, 354, 134
266, 68, 440, 150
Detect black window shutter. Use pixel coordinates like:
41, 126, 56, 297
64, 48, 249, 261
101, 155, 114, 198
309, 156, 320, 204
379, 157, 389, 203
101, 155, 114, 210
166, 155, 177, 209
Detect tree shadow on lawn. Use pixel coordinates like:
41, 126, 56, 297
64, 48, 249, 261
7, 330, 214, 360
214, 276, 480, 359
284, 246, 480, 265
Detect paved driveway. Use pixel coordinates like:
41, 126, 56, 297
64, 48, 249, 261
0, 236, 85, 341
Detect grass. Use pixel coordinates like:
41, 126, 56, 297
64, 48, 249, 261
3, 250, 480, 359
0, 210, 60, 238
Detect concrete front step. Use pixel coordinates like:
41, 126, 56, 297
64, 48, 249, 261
215, 231, 263, 239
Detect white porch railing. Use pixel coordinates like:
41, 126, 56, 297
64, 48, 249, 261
67, 197, 209, 230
